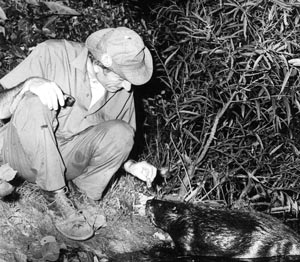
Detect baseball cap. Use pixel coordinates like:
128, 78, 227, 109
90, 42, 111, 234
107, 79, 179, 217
85, 27, 153, 86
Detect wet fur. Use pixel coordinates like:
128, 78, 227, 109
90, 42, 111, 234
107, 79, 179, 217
146, 199, 300, 258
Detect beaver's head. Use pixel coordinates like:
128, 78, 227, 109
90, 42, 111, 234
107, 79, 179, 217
146, 199, 187, 231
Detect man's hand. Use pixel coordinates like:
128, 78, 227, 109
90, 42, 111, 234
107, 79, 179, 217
23, 77, 65, 110
124, 160, 157, 187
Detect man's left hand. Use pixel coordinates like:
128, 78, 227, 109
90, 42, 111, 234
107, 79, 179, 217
124, 160, 157, 187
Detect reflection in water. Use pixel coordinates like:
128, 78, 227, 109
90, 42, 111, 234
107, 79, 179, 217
109, 244, 300, 262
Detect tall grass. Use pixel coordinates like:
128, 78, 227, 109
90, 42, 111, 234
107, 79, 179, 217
144, 0, 300, 214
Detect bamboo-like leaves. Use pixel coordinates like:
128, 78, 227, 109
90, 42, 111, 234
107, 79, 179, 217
146, 0, 300, 210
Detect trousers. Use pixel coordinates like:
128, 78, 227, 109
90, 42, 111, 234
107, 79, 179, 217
0, 93, 134, 200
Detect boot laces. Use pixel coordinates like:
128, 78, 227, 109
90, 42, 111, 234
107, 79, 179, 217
50, 187, 77, 217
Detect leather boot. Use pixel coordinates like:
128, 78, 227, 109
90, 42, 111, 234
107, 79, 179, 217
43, 186, 94, 241
68, 182, 106, 231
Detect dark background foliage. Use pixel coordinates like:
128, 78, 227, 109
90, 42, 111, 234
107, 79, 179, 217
2, 0, 300, 217
143, 0, 300, 215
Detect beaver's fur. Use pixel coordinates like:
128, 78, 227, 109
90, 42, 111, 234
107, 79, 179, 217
146, 199, 300, 258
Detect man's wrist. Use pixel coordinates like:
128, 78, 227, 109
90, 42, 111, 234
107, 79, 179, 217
123, 160, 136, 173
8, 79, 32, 115
18, 79, 32, 97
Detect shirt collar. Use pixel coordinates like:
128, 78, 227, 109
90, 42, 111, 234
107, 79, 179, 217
70, 46, 89, 74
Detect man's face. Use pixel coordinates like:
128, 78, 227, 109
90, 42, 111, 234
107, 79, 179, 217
93, 61, 132, 92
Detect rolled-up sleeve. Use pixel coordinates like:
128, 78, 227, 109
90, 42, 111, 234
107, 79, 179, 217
0, 43, 50, 89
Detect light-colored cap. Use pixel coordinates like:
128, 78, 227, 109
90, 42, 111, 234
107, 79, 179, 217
85, 27, 153, 86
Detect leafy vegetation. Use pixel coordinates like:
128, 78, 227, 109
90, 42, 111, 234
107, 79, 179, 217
0, 0, 150, 77
143, 0, 300, 216
2, 0, 300, 220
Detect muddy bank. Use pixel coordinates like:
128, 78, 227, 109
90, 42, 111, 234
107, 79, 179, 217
0, 179, 166, 262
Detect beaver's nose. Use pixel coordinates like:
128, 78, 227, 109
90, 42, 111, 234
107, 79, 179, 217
145, 200, 154, 214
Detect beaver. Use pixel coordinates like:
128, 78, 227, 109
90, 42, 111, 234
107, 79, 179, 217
146, 199, 300, 259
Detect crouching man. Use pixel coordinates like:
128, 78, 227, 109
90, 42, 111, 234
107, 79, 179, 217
0, 27, 156, 240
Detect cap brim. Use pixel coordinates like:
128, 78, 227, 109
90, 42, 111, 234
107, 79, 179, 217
118, 47, 153, 86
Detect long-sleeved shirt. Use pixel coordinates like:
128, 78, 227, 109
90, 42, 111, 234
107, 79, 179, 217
0, 39, 136, 139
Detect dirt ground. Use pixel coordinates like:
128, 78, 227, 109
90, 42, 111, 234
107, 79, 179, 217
3, 179, 300, 262
0, 177, 168, 262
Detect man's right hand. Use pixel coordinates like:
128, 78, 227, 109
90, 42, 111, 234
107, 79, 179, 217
23, 77, 65, 110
